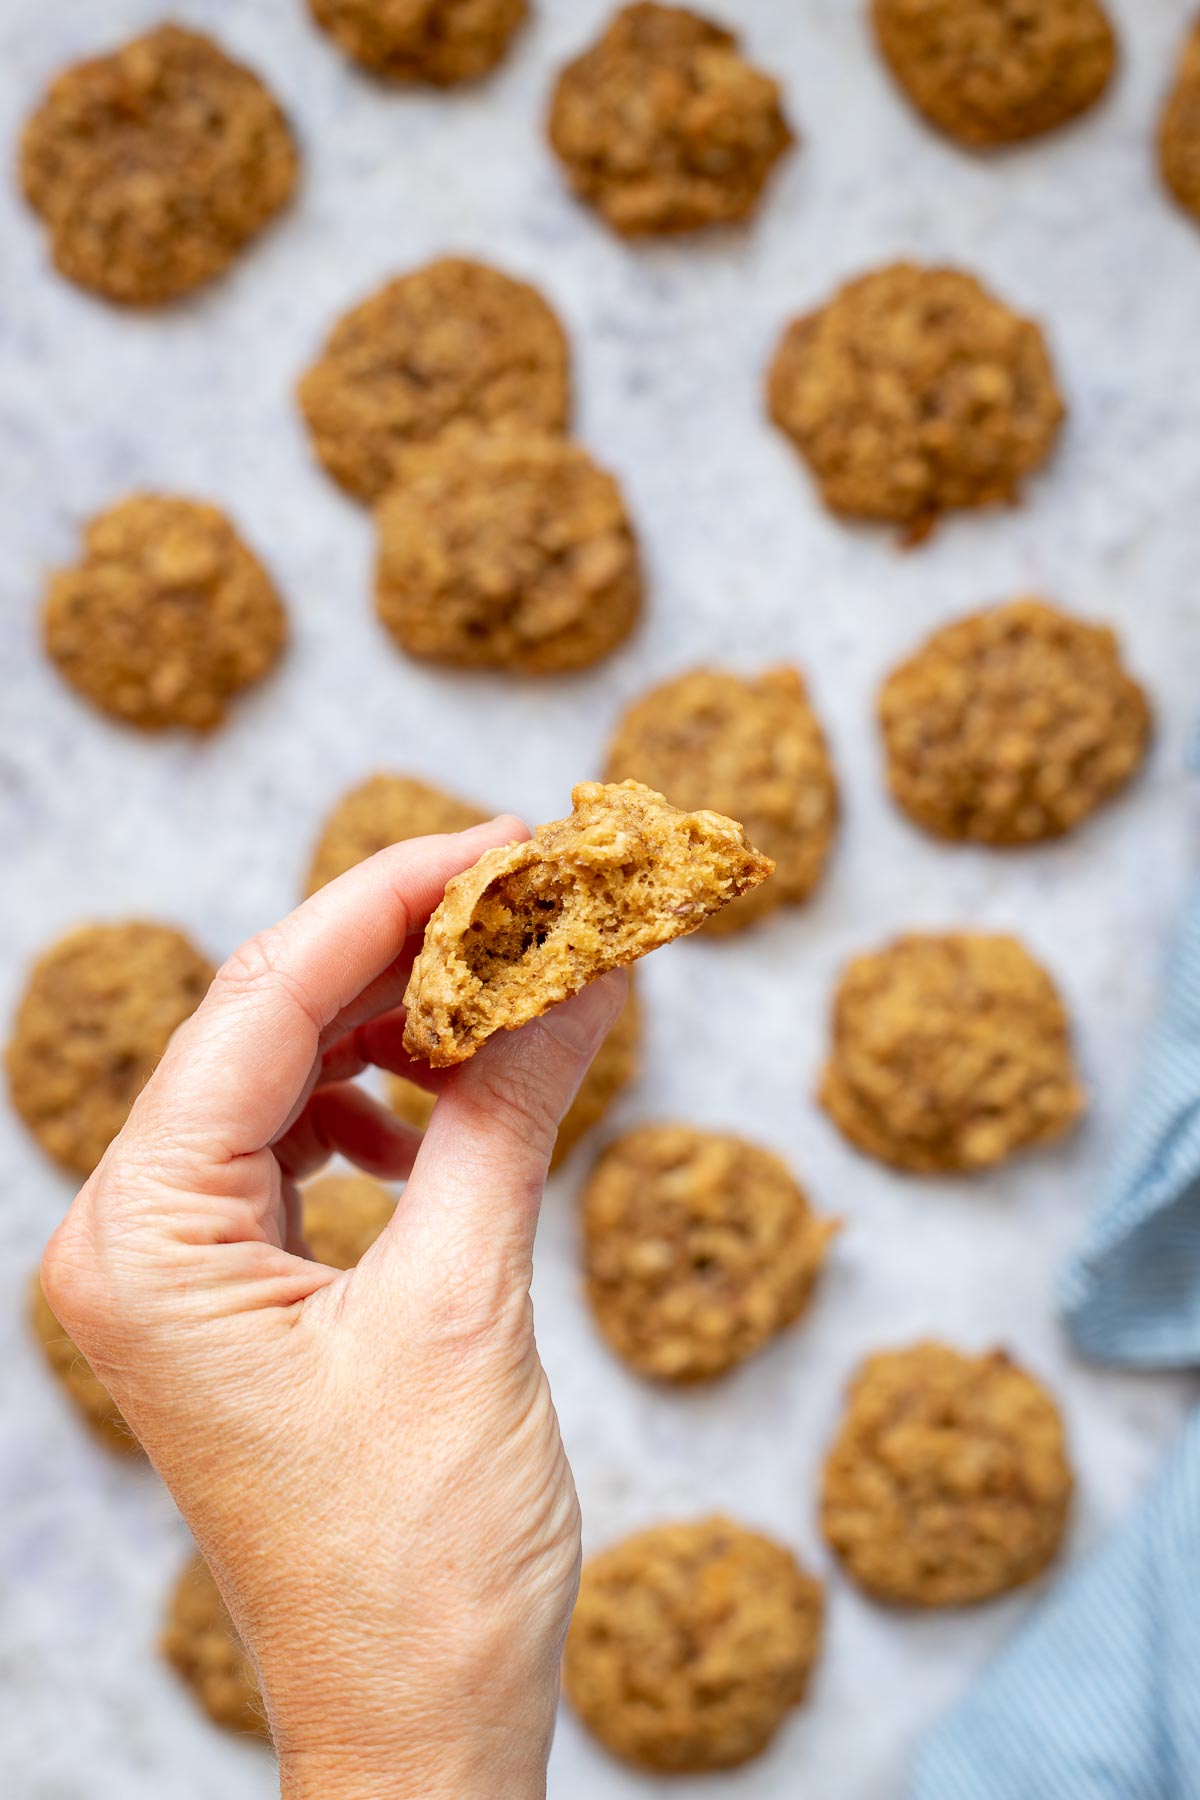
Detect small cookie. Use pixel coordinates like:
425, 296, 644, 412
821, 1341, 1072, 1606
297, 258, 570, 501
1160, 17, 1200, 224
29, 1274, 138, 1454
604, 666, 838, 934
305, 773, 487, 895
375, 431, 641, 675
820, 931, 1084, 1174
563, 1516, 823, 1770
767, 262, 1064, 538
880, 598, 1152, 845
300, 1173, 395, 1268
7, 922, 214, 1177
43, 494, 287, 732
309, 0, 527, 84
19, 24, 298, 305
548, 4, 793, 234
162, 1553, 267, 1738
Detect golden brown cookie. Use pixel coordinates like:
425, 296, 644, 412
309, 0, 527, 84
548, 4, 793, 235
19, 24, 298, 306
162, 1553, 267, 1738
821, 1341, 1073, 1606
880, 599, 1152, 845
29, 1274, 138, 1454
819, 931, 1084, 1174
300, 1173, 395, 1268
7, 922, 214, 1177
604, 666, 838, 934
872, 0, 1116, 147
297, 258, 570, 501
1160, 17, 1200, 223
563, 1516, 822, 1770
305, 773, 487, 895
375, 430, 641, 674
43, 494, 287, 732
767, 263, 1065, 538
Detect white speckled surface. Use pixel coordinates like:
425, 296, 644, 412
2, 2, 1199, 1796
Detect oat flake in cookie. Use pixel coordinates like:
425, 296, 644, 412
163, 1554, 267, 1739
309, 0, 527, 84
1161, 16, 1200, 225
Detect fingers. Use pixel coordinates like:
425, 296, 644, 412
319, 1008, 453, 1096
274, 1083, 425, 1184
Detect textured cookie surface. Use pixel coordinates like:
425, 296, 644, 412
880, 599, 1151, 844
43, 494, 286, 732
821, 1341, 1072, 1606
1161, 18, 1200, 223
605, 666, 837, 933
300, 1173, 395, 1268
309, 0, 526, 83
163, 1554, 267, 1738
767, 263, 1064, 535
563, 1516, 822, 1770
548, 4, 793, 234
305, 773, 487, 895
29, 1275, 138, 1454
7, 922, 214, 1177
20, 24, 298, 305
403, 781, 773, 1065
297, 258, 570, 500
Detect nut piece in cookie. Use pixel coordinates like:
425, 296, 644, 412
309, 0, 527, 84
819, 931, 1084, 1174
1160, 17, 1200, 224
403, 780, 773, 1066
548, 4, 794, 235
7, 922, 214, 1177
563, 1516, 823, 1770
29, 1274, 139, 1455
19, 24, 298, 306
300, 1173, 395, 1269
767, 262, 1064, 538
162, 1553, 267, 1738
297, 258, 570, 501
821, 1341, 1073, 1606
880, 598, 1151, 845
305, 773, 488, 895
604, 666, 838, 934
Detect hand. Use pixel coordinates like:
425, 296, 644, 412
41, 818, 626, 1800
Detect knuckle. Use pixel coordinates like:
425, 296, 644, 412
215, 930, 324, 1033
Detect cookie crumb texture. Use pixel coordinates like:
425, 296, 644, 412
821, 932, 1083, 1173
300, 1174, 396, 1269
880, 599, 1151, 845
1161, 18, 1200, 223
7, 922, 214, 1177
310, 0, 527, 83
20, 24, 298, 305
375, 431, 641, 674
605, 666, 838, 933
548, 3, 793, 234
564, 1516, 823, 1771
873, 0, 1116, 147
403, 780, 773, 1066
29, 1275, 138, 1454
821, 1341, 1073, 1606
767, 263, 1064, 536
297, 258, 570, 501
306, 773, 487, 894
163, 1554, 267, 1739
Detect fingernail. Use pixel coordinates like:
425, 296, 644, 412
539, 971, 626, 1057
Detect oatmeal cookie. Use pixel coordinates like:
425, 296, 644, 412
305, 773, 487, 895
29, 1274, 138, 1455
19, 24, 298, 306
162, 1553, 267, 1738
309, 0, 527, 84
767, 263, 1064, 537
1161, 17, 1200, 223
300, 1173, 395, 1268
547, 4, 793, 234
604, 666, 837, 934
563, 1516, 823, 1770
297, 258, 570, 501
821, 1341, 1073, 1606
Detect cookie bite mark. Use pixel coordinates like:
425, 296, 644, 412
1161, 17, 1200, 224
309, 0, 527, 85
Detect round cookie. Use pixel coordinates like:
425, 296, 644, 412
375, 430, 641, 674
162, 1553, 267, 1738
583, 1124, 837, 1381
19, 24, 298, 306
300, 1173, 395, 1269
821, 1341, 1073, 1606
767, 262, 1065, 538
604, 666, 838, 934
305, 773, 487, 895
872, 0, 1117, 148
7, 922, 214, 1177
879, 598, 1151, 845
43, 494, 287, 732
29, 1274, 138, 1454
1160, 17, 1200, 224
819, 932, 1084, 1174
548, 4, 793, 235
563, 1516, 823, 1771
297, 258, 570, 502
309, 0, 527, 84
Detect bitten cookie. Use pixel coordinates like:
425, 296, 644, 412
821, 1341, 1073, 1606
162, 1553, 267, 1738
29, 1274, 138, 1454
309, 0, 527, 84
563, 1516, 823, 1770
1161, 17, 1200, 223
19, 24, 298, 305
300, 1173, 395, 1268
305, 773, 487, 895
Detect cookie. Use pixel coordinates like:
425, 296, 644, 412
548, 4, 793, 235
19, 24, 298, 306
309, 0, 527, 84
162, 1553, 267, 1738
29, 1274, 138, 1454
880, 598, 1152, 845
297, 258, 570, 501
8, 922, 214, 1178
300, 1173, 395, 1268
43, 494, 287, 732
563, 1516, 822, 1771
767, 263, 1065, 538
375, 430, 641, 674
305, 773, 487, 895
872, 0, 1116, 147
819, 931, 1084, 1174
604, 666, 838, 934
1161, 17, 1200, 224
821, 1341, 1073, 1606
403, 781, 773, 1066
